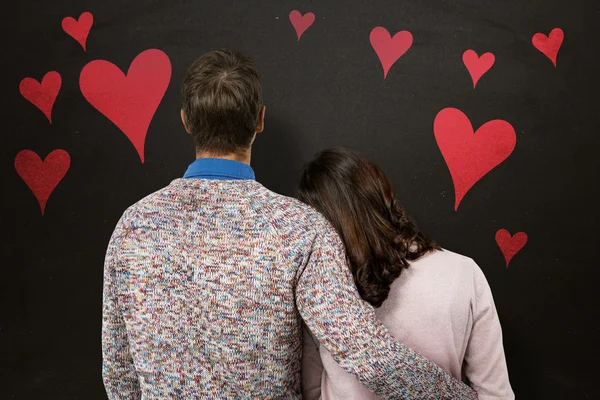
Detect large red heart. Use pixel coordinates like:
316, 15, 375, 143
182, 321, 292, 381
15, 150, 71, 215
62, 12, 94, 51
369, 27, 413, 79
495, 229, 528, 267
462, 50, 495, 88
79, 49, 171, 163
532, 28, 564, 67
434, 108, 516, 210
19, 71, 61, 123
289, 10, 315, 40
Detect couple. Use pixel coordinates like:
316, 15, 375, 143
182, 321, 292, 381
102, 49, 513, 399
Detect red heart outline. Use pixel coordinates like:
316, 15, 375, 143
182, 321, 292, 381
15, 150, 71, 215
79, 49, 172, 163
62, 12, 94, 51
462, 50, 495, 88
434, 108, 516, 210
19, 71, 62, 123
495, 229, 528, 267
369, 27, 413, 79
532, 28, 564, 67
289, 10, 315, 41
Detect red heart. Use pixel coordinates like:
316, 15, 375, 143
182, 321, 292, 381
462, 50, 495, 88
79, 49, 171, 163
495, 229, 528, 267
369, 27, 413, 79
62, 12, 94, 51
289, 10, 315, 40
532, 28, 564, 67
15, 150, 71, 215
434, 108, 516, 210
19, 71, 62, 124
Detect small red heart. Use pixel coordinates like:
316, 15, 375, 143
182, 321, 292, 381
62, 12, 94, 51
19, 71, 62, 124
289, 10, 315, 40
369, 27, 413, 79
15, 150, 71, 215
462, 50, 495, 88
532, 28, 564, 67
495, 229, 528, 267
79, 49, 171, 163
434, 108, 516, 210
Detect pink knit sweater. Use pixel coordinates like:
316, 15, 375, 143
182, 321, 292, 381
302, 249, 514, 400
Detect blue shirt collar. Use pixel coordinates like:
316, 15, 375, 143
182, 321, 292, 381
183, 158, 255, 180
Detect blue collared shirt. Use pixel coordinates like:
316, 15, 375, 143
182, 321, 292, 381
183, 158, 255, 180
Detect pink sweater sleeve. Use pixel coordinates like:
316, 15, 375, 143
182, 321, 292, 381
464, 264, 515, 400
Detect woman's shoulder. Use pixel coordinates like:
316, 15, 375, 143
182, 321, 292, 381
407, 248, 483, 289
412, 248, 479, 271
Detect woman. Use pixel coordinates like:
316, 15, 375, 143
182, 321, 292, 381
298, 148, 514, 400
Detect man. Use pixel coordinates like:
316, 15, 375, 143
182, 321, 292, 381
102, 48, 477, 399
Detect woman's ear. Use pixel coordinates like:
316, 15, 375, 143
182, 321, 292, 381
255, 105, 266, 134
181, 110, 191, 134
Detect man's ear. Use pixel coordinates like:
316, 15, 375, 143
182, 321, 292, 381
255, 105, 266, 134
181, 110, 191, 134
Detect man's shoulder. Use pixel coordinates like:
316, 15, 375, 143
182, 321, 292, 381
254, 187, 331, 232
252, 188, 341, 254
116, 183, 176, 227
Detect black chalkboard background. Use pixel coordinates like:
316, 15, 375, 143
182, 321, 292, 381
2, 0, 599, 398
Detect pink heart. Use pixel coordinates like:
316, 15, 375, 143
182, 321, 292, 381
79, 49, 171, 163
289, 10, 315, 40
19, 71, 62, 123
532, 28, 564, 67
495, 229, 528, 267
462, 50, 495, 88
15, 150, 71, 215
369, 27, 413, 79
434, 108, 516, 210
62, 12, 94, 51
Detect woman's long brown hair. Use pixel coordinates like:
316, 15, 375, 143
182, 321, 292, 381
297, 148, 441, 307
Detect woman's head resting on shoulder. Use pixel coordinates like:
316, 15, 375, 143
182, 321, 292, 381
297, 147, 440, 307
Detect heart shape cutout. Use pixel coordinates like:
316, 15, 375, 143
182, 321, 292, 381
532, 28, 564, 67
495, 229, 528, 267
79, 49, 171, 163
289, 10, 315, 40
62, 12, 94, 51
15, 150, 71, 215
434, 108, 516, 210
370, 27, 413, 79
19, 71, 61, 123
462, 50, 495, 88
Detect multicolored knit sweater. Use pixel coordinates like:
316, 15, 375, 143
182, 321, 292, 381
102, 177, 478, 399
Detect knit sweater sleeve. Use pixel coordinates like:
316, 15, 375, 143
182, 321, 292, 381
295, 220, 478, 399
101, 212, 142, 400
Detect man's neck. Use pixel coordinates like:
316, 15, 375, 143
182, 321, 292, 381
196, 150, 251, 165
